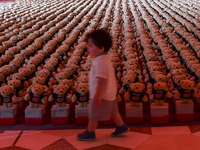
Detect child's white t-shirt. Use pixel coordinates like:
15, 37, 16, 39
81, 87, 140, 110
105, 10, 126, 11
89, 55, 117, 101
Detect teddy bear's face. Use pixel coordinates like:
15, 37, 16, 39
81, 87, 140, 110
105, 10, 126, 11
0, 85, 13, 96
78, 76, 88, 83
32, 77, 46, 84
180, 80, 195, 90
25, 64, 35, 73
53, 84, 68, 95
170, 62, 181, 69
149, 66, 161, 72
122, 75, 135, 85
76, 83, 89, 94
59, 79, 73, 87
11, 73, 24, 80
162, 54, 172, 61
2, 55, 12, 63
154, 74, 167, 82
31, 84, 45, 95
190, 64, 200, 73
8, 79, 21, 88
173, 75, 186, 85
82, 63, 91, 71
35, 70, 49, 79
195, 69, 200, 77
171, 69, 183, 76
55, 72, 67, 81
130, 83, 145, 93
43, 64, 54, 71
153, 82, 167, 90
67, 64, 79, 73
79, 71, 89, 76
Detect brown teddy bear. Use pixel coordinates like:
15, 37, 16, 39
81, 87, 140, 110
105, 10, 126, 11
59, 79, 75, 94
174, 80, 198, 104
26, 77, 48, 93
170, 75, 186, 91
55, 72, 69, 84
119, 75, 137, 94
124, 83, 148, 107
7, 79, 24, 97
24, 84, 48, 108
48, 84, 71, 107
72, 83, 89, 107
18, 67, 32, 86
0, 65, 13, 83
146, 82, 172, 106
0, 85, 18, 108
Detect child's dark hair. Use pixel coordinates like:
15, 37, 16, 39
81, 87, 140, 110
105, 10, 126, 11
86, 29, 113, 52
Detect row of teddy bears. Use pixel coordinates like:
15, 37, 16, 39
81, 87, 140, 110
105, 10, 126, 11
0, 0, 200, 109
0, 0, 114, 108
114, 0, 200, 106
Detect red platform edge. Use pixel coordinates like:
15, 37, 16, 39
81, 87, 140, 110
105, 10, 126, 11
0, 113, 17, 125
51, 116, 69, 125
25, 115, 45, 125
177, 114, 194, 122
151, 115, 169, 124
75, 116, 88, 125
126, 117, 143, 124
100, 119, 115, 125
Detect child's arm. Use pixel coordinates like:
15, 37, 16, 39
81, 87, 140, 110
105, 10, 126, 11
93, 77, 107, 105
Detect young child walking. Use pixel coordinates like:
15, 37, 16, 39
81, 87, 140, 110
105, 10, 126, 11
77, 29, 128, 141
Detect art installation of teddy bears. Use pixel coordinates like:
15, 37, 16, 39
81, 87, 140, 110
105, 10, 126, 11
0, 0, 200, 126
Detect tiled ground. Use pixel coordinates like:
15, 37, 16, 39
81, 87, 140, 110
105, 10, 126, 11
1, 126, 200, 149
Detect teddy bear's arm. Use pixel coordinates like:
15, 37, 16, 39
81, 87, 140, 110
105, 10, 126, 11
124, 91, 130, 101
166, 91, 172, 98
24, 93, 31, 101
146, 89, 152, 95
41, 97, 47, 105
142, 95, 148, 102
119, 86, 125, 94
48, 95, 54, 102
174, 91, 180, 100
71, 94, 77, 102
12, 95, 18, 103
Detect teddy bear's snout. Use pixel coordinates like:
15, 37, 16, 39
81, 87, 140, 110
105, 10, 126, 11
82, 90, 85, 92
136, 87, 138, 89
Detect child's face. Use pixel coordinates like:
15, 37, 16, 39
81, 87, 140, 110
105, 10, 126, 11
87, 38, 105, 57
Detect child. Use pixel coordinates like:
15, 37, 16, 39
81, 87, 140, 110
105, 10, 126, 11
77, 29, 128, 141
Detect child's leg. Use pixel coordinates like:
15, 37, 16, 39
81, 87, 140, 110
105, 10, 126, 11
88, 120, 99, 132
111, 113, 124, 126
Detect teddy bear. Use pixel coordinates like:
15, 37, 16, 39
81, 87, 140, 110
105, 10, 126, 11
0, 65, 13, 83
75, 76, 89, 85
54, 72, 70, 84
174, 80, 198, 104
124, 82, 148, 107
26, 77, 48, 93
48, 84, 71, 107
24, 84, 48, 108
146, 82, 172, 106
119, 75, 137, 94
8, 72, 24, 82
18, 67, 32, 86
170, 75, 187, 91
66, 63, 79, 79
1, 54, 12, 65
0, 85, 18, 108
72, 83, 89, 107
7, 79, 24, 97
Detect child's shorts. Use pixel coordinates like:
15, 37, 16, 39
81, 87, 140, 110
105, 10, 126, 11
89, 99, 119, 121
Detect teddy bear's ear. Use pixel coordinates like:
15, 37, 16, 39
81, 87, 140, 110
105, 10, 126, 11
31, 77, 35, 82
53, 85, 57, 90
121, 77, 124, 82
141, 83, 145, 90
130, 83, 134, 88
17, 80, 21, 85
180, 80, 185, 86
172, 76, 176, 81
10, 85, 14, 91
75, 83, 79, 89
191, 81, 195, 87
